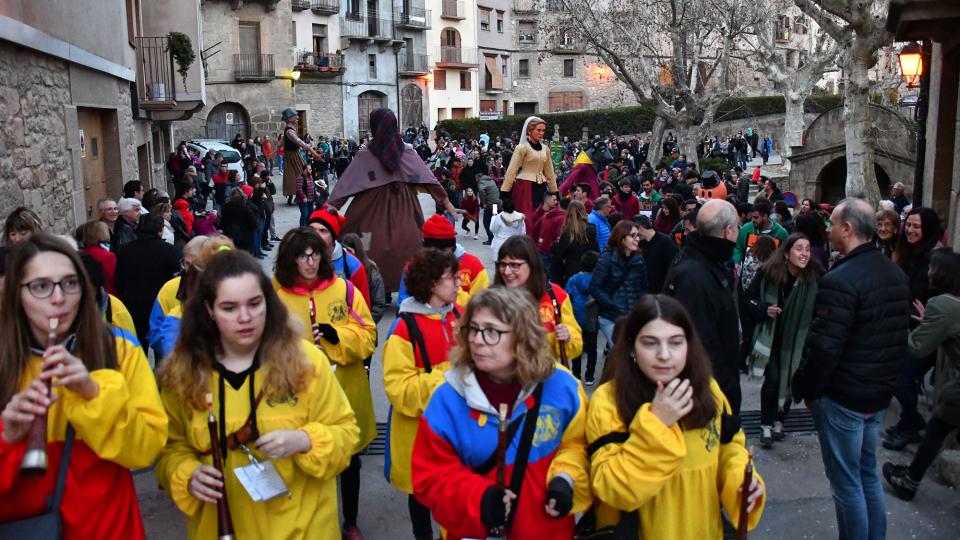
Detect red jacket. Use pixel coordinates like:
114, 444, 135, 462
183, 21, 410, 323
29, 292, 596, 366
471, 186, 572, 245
612, 193, 641, 220
532, 206, 566, 255
83, 244, 117, 295
172, 199, 194, 235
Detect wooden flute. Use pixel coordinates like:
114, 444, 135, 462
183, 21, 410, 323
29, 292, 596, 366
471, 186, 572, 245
206, 393, 236, 540
489, 403, 510, 540
20, 317, 59, 475
736, 452, 755, 540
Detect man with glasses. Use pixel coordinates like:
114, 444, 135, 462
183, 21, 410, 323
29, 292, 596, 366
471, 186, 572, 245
97, 198, 119, 246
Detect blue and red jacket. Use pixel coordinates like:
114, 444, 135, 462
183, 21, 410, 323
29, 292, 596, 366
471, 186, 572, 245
412, 365, 591, 540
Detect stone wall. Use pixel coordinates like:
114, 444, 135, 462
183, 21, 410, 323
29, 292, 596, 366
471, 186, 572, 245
511, 51, 635, 113
0, 42, 79, 234
295, 81, 345, 138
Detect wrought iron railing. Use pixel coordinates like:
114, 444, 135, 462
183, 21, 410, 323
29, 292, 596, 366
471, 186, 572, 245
233, 53, 275, 80
399, 53, 430, 73
135, 37, 177, 107
340, 16, 396, 40
436, 46, 478, 66
296, 50, 345, 70
513, 0, 538, 13
395, 6, 431, 29
310, 0, 339, 14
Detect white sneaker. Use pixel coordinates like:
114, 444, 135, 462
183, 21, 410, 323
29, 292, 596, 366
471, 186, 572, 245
472, 234, 478, 240
773, 421, 785, 441
760, 425, 773, 448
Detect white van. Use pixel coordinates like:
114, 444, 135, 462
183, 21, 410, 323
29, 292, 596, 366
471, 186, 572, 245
187, 140, 246, 184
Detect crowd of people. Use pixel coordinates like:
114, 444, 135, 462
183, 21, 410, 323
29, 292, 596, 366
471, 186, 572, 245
0, 108, 957, 540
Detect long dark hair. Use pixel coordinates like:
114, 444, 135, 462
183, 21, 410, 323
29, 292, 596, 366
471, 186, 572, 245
494, 235, 547, 300
760, 233, 822, 286
274, 227, 334, 288
0, 234, 117, 406
894, 207, 941, 268
601, 295, 717, 429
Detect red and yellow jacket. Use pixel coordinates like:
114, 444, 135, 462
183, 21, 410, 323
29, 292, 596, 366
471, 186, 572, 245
457, 251, 489, 298
276, 277, 377, 453
0, 328, 168, 539
383, 299, 463, 493
155, 342, 360, 540
539, 283, 583, 360
586, 379, 766, 539
412, 365, 591, 539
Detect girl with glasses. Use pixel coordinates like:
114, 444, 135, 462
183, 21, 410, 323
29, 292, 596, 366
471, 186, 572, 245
494, 235, 583, 364
273, 227, 376, 539
155, 249, 359, 539
0, 234, 167, 538
383, 249, 468, 540
412, 287, 590, 539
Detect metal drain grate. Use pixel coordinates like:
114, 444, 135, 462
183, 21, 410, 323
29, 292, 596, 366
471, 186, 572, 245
364, 422, 388, 456
740, 409, 816, 437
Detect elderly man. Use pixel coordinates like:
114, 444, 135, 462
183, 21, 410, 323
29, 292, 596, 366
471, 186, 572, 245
112, 197, 142, 251
792, 198, 909, 540
97, 197, 119, 229
889, 182, 910, 214
663, 199, 742, 412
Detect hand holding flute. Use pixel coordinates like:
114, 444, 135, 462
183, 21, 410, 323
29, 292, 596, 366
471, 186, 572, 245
196, 393, 236, 540
736, 449, 763, 540
19, 318, 60, 474
554, 323, 571, 370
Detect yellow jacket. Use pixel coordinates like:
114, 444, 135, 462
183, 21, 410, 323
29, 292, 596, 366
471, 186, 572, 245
539, 284, 583, 360
276, 277, 377, 452
502, 143, 558, 192
155, 343, 360, 540
586, 379, 765, 540
107, 294, 137, 337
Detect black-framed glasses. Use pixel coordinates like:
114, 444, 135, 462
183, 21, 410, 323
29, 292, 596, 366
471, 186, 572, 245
462, 324, 511, 346
21, 276, 83, 299
496, 260, 527, 272
296, 251, 321, 263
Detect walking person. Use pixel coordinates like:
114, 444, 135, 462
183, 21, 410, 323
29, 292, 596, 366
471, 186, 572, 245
155, 248, 359, 539
280, 108, 324, 205
586, 294, 765, 539
460, 188, 481, 239
588, 197, 614, 253
411, 287, 591, 539
791, 198, 910, 540
383, 249, 465, 540
489, 198, 525, 259
883, 248, 960, 500
589, 221, 650, 352
550, 200, 598, 286
477, 174, 500, 245
296, 162, 318, 227
745, 234, 822, 448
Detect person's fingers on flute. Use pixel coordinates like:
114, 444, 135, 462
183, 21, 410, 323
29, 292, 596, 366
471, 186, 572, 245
189, 465, 224, 503
746, 475, 764, 512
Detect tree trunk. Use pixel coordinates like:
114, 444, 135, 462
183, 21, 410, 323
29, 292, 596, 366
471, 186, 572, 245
648, 115, 667, 166
781, 92, 806, 169
678, 123, 702, 172
841, 50, 881, 206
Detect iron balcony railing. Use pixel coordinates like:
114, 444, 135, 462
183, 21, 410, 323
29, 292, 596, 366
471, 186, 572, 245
435, 46, 479, 67
340, 15, 397, 40
310, 0, 339, 14
399, 53, 430, 74
441, 0, 465, 19
135, 36, 177, 108
233, 53, 275, 80
513, 0, 538, 13
296, 50, 345, 71
292, 0, 310, 10
395, 6, 431, 29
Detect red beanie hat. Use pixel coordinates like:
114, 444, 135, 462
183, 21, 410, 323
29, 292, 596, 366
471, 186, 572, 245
308, 206, 346, 239
240, 185, 254, 198
422, 214, 456, 249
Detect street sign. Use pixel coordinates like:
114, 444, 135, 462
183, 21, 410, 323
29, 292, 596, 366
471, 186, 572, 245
479, 111, 502, 121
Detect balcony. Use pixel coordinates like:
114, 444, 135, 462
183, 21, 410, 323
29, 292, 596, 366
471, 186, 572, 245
435, 46, 478, 68
395, 7, 431, 30
551, 36, 583, 54
135, 37, 177, 111
440, 0, 466, 20
310, 0, 339, 14
341, 15, 397, 41
482, 74, 510, 94
517, 31, 537, 45
399, 53, 430, 76
295, 50, 345, 76
513, 0, 538, 13
233, 53, 275, 81
292, 0, 309, 10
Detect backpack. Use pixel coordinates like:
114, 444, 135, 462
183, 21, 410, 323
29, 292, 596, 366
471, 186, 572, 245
398, 308, 461, 373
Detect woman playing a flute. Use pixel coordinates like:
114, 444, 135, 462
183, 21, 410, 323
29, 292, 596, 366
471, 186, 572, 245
155, 249, 359, 539
0, 234, 167, 538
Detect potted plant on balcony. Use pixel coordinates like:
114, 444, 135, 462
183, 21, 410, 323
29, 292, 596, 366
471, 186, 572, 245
167, 31, 196, 88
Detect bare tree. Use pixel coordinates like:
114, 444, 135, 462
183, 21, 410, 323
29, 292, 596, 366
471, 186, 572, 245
793, 0, 892, 205
553, 0, 763, 168
742, 1, 840, 168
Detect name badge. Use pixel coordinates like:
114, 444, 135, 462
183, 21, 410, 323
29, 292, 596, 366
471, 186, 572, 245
233, 444, 290, 502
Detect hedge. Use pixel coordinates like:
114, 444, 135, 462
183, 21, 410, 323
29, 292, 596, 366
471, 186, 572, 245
437, 94, 843, 140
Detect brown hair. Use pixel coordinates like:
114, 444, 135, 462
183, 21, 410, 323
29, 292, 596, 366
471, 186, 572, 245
760, 233, 822, 286
451, 287, 554, 387
404, 248, 459, 304
158, 249, 313, 410
4, 207, 42, 245
607, 220, 638, 255
274, 227, 334, 288
80, 221, 111, 246
494, 235, 548, 300
0, 234, 117, 406
601, 294, 718, 429
561, 200, 589, 244
176, 235, 236, 301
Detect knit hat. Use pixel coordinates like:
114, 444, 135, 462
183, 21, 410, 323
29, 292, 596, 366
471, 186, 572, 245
422, 214, 456, 249
308, 206, 346, 239
240, 185, 253, 198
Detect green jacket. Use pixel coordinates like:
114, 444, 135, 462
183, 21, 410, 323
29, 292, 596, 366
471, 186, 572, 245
909, 294, 960, 425
733, 221, 789, 264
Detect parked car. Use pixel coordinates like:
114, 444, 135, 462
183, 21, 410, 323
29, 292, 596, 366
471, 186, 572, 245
187, 140, 246, 183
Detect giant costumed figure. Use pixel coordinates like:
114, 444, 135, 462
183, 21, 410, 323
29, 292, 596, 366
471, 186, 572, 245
557, 140, 615, 200
329, 108, 457, 292
501, 116, 557, 233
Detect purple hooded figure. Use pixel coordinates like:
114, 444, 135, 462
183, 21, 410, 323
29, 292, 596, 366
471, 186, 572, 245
329, 108, 457, 291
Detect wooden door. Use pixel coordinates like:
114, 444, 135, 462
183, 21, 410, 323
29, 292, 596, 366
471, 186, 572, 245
78, 109, 106, 218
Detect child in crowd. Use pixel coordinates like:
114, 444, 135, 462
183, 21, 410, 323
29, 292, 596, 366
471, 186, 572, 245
566, 250, 601, 384
459, 187, 480, 239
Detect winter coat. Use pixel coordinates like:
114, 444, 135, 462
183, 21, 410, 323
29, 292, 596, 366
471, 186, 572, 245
367, 262, 389, 323
532, 206, 566, 255
732, 221, 789, 264
412, 365, 591, 540
395, 246, 489, 306
330, 241, 371, 307
639, 231, 679, 293
791, 243, 910, 413
908, 294, 960, 426
612, 193, 641, 221
538, 283, 584, 360
111, 217, 137, 252
551, 223, 599, 285
490, 211, 526, 258
588, 210, 612, 252
219, 198, 258, 250
590, 249, 649, 321
476, 175, 500, 208
565, 272, 596, 332
115, 236, 180, 344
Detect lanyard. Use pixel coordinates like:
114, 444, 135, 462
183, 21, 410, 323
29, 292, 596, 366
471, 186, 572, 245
215, 359, 260, 460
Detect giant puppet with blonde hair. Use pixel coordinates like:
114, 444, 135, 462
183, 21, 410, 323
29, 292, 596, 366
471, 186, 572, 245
502, 116, 558, 233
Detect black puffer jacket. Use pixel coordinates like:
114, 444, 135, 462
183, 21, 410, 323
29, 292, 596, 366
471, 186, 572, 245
792, 243, 910, 413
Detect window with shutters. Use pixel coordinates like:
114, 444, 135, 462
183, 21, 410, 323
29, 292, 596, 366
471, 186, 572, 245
563, 59, 574, 77
368, 54, 377, 79
518, 58, 530, 78
548, 91, 583, 112
518, 21, 535, 44
313, 24, 327, 53
496, 11, 504, 33
775, 16, 791, 41
460, 71, 471, 91
480, 9, 491, 31
434, 69, 446, 90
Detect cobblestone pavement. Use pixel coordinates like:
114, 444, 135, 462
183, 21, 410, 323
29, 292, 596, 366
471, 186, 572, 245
137, 186, 960, 539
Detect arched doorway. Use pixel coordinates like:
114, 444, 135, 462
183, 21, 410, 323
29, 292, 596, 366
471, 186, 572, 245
400, 84, 423, 129
205, 102, 250, 141
816, 157, 892, 204
358, 90, 386, 136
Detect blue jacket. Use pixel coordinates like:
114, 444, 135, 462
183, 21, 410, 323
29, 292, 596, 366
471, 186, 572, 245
589, 249, 649, 321
588, 211, 611, 253
565, 272, 593, 328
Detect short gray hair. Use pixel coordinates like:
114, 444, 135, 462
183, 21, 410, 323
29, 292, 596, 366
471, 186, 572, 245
96, 197, 116, 210
834, 198, 876, 240
697, 201, 738, 237
594, 196, 611, 211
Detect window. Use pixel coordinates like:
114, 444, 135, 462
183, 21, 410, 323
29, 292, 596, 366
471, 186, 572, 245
518, 59, 530, 78
460, 71, 471, 91
518, 21, 535, 44
368, 54, 377, 79
238, 22, 260, 54
793, 16, 808, 35
496, 11, 504, 33
434, 69, 446, 90
563, 59, 574, 77
291, 21, 297, 46
125, 0, 142, 44
548, 91, 583, 112
775, 15, 791, 41
313, 24, 327, 53
480, 9, 491, 31
502, 56, 508, 75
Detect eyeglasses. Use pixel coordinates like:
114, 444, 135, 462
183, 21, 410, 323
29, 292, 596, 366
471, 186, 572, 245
496, 260, 527, 272
21, 276, 83, 299
462, 325, 511, 346
440, 273, 462, 283
296, 252, 321, 263
629, 233, 642, 239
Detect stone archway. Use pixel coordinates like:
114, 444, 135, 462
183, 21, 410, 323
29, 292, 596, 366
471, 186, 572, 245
357, 90, 387, 137
400, 84, 423, 129
205, 102, 250, 141
815, 158, 893, 205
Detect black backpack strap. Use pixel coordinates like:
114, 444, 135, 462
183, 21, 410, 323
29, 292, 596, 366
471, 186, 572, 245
504, 383, 544, 530
49, 424, 76, 511
473, 416, 524, 477
104, 296, 113, 325
399, 312, 432, 373
587, 431, 629, 458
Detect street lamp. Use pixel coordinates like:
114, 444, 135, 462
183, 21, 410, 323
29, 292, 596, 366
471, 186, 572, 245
290, 68, 301, 87
898, 40, 929, 206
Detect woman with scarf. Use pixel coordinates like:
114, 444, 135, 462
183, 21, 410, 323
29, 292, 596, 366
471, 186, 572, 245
501, 117, 558, 234
746, 233, 821, 447
274, 228, 376, 540
280, 108, 324, 205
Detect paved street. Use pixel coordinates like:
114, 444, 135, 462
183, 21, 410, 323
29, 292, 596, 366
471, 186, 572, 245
136, 188, 960, 539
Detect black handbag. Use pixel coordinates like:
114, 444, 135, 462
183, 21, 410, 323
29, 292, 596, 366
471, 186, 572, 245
0, 425, 75, 539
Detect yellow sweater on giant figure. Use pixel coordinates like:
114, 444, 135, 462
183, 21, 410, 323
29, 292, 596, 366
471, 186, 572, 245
502, 143, 558, 192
